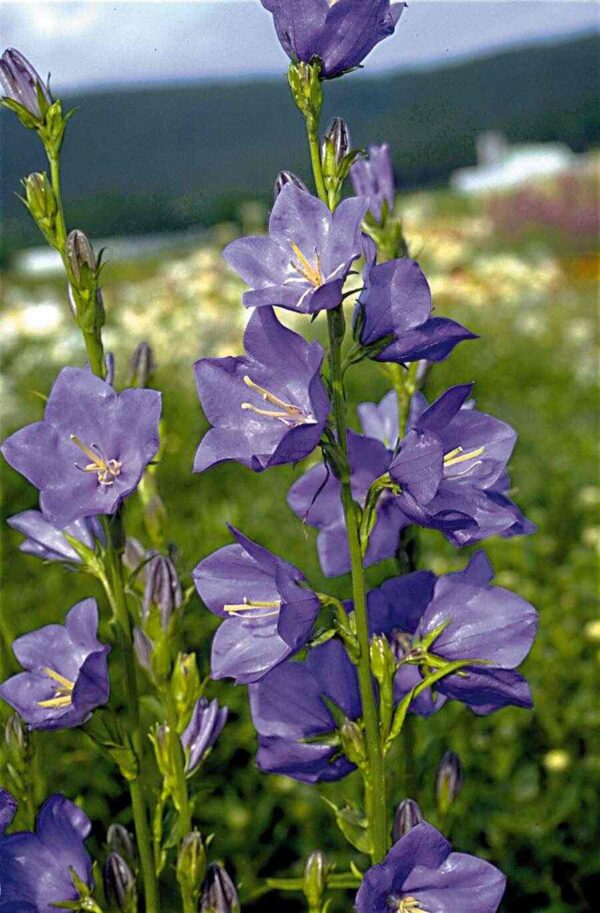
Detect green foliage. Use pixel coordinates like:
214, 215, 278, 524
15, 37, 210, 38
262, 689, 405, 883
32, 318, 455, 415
0, 184, 598, 911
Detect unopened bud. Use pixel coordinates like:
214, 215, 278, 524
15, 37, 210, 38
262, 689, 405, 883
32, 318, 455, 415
66, 229, 96, 285
182, 697, 228, 775
4, 713, 28, 756
133, 627, 153, 672
339, 720, 367, 768
393, 798, 424, 843
176, 831, 207, 907
436, 750, 463, 816
129, 341, 156, 388
143, 552, 183, 630
103, 852, 137, 913
106, 824, 136, 872
274, 170, 309, 200
22, 172, 57, 233
369, 634, 396, 685
0, 48, 50, 123
322, 117, 351, 167
200, 863, 240, 913
303, 850, 328, 908
171, 652, 202, 721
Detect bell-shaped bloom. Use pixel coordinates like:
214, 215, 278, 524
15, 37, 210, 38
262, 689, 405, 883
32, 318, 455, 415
389, 385, 534, 545
0, 48, 50, 120
288, 430, 409, 577
7, 509, 104, 563
1, 367, 161, 529
249, 639, 361, 783
0, 599, 110, 730
0, 789, 93, 913
193, 526, 320, 684
181, 696, 228, 774
223, 183, 368, 314
350, 143, 395, 221
366, 550, 537, 715
355, 821, 506, 913
194, 307, 329, 472
356, 251, 476, 364
260, 0, 406, 79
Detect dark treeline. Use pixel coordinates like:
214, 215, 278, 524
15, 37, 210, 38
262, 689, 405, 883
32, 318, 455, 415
1, 32, 598, 252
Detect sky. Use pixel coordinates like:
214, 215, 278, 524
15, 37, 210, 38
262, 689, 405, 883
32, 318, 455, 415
0, 0, 598, 91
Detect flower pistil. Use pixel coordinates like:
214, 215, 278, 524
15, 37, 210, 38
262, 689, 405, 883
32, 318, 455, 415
242, 375, 312, 426
289, 242, 324, 287
37, 667, 75, 709
223, 598, 282, 619
70, 434, 122, 485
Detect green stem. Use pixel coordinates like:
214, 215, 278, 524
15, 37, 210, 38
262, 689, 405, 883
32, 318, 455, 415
305, 112, 389, 863
102, 522, 160, 913
164, 687, 193, 836
47, 148, 106, 378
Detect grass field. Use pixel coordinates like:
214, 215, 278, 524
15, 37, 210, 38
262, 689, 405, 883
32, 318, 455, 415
1, 167, 598, 911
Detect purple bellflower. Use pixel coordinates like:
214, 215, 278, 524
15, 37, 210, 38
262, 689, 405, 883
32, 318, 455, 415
357, 388, 400, 450
181, 696, 228, 775
0, 789, 93, 913
194, 307, 329, 472
249, 638, 361, 783
0, 48, 50, 120
193, 526, 320, 684
350, 143, 395, 221
260, 0, 406, 79
223, 183, 367, 314
288, 430, 408, 577
7, 509, 104, 563
1, 367, 161, 529
355, 820, 506, 913
366, 550, 537, 715
389, 385, 535, 545
356, 248, 476, 364
0, 598, 110, 730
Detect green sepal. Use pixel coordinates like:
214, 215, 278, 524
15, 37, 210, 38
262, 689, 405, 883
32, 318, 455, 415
323, 799, 373, 854
1, 96, 40, 129
83, 710, 138, 780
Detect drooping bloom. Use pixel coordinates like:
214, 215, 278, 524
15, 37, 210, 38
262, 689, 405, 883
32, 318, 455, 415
350, 143, 395, 221
0, 48, 50, 120
181, 696, 228, 774
355, 249, 476, 364
249, 639, 361, 783
260, 0, 406, 79
6, 509, 104, 563
0, 598, 110, 729
0, 789, 93, 913
223, 183, 367, 314
355, 821, 506, 913
194, 307, 329, 472
388, 385, 535, 545
193, 526, 320, 684
1, 367, 161, 529
366, 550, 537, 715
288, 430, 408, 577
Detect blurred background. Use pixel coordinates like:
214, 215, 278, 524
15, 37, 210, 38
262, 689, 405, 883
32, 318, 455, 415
1, 2, 598, 911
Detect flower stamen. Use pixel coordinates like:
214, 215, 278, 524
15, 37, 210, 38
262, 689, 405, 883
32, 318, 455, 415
70, 434, 122, 485
242, 375, 310, 427
289, 241, 324, 287
443, 445, 485, 467
37, 667, 75, 709
223, 598, 282, 619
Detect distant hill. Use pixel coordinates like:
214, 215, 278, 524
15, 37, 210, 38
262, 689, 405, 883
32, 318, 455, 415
1, 32, 598, 252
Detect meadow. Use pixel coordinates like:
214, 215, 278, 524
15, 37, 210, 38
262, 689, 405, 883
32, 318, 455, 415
1, 165, 598, 911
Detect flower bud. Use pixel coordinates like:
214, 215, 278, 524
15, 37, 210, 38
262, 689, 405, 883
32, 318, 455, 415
322, 117, 351, 167
176, 831, 207, 907
369, 634, 396, 685
303, 850, 328, 909
133, 627, 153, 672
339, 720, 367, 768
436, 750, 464, 817
4, 713, 28, 757
103, 852, 137, 913
0, 48, 50, 122
274, 170, 309, 200
143, 552, 183, 630
200, 863, 240, 913
182, 697, 228, 775
22, 172, 57, 235
393, 798, 424, 843
129, 341, 156, 389
106, 824, 137, 871
66, 229, 97, 285
171, 652, 202, 722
